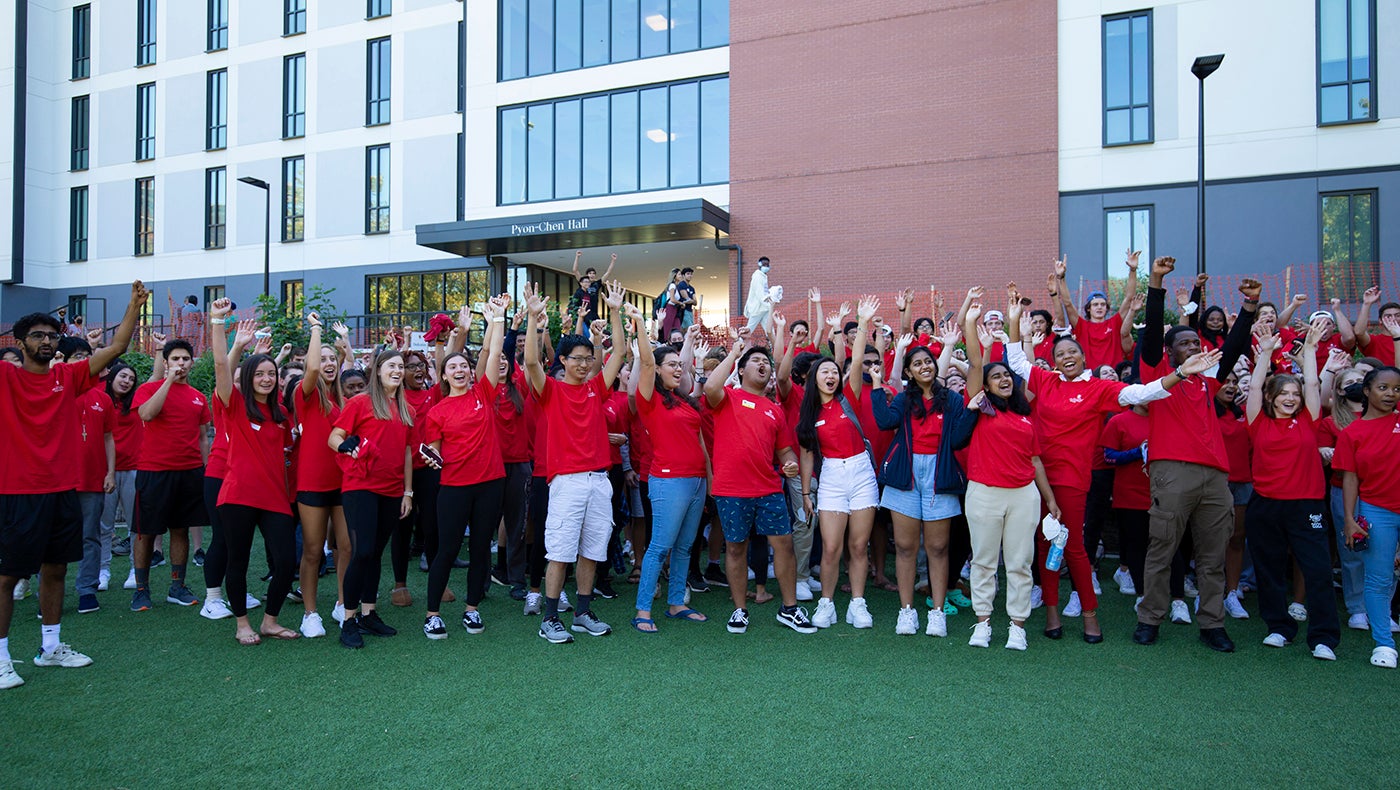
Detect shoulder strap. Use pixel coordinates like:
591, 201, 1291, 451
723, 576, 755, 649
837, 394, 877, 470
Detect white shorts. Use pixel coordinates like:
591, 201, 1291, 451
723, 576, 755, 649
816, 454, 880, 514
544, 471, 613, 563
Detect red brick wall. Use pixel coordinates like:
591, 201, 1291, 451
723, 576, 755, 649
727, 0, 1059, 320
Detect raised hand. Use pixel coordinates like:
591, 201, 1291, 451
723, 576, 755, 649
1363, 286, 1381, 305
1151, 256, 1176, 278
1053, 256, 1068, 279
1046, 273, 1058, 297
1324, 347, 1352, 372
808, 287, 822, 303
130, 280, 151, 308
1019, 313, 1033, 338
1125, 250, 1141, 271
1176, 287, 1191, 307
772, 311, 787, 332
1305, 316, 1329, 347
1255, 332, 1281, 356
523, 282, 546, 313
86, 327, 104, 345
1194, 273, 1210, 288
332, 320, 350, 338
1290, 294, 1308, 307
966, 302, 983, 326
1178, 349, 1223, 377
254, 332, 274, 356
602, 280, 626, 310
209, 297, 232, 320
938, 322, 961, 346
1130, 292, 1146, 311
232, 320, 258, 348
1382, 313, 1400, 339
895, 333, 914, 354
933, 289, 945, 312
894, 288, 908, 312
856, 295, 880, 322
835, 302, 852, 323
1235, 278, 1262, 302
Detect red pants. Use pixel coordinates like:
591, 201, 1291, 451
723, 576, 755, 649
1037, 484, 1099, 612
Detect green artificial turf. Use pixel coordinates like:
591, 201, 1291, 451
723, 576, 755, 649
2, 550, 1395, 789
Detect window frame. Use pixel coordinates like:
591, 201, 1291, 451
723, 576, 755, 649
206, 69, 228, 151
1316, 0, 1378, 126
366, 37, 391, 127
207, 0, 228, 51
1103, 205, 1154, 280
70, 95, 89, 172
282, 156, 306, 243
134, 177, 155, 257
204, 167, 227, 250
137, 0, 157, 66
283, 53, 307, 139
204, 285, 226, 308
135, 82, 156, 162
1318, 189, 1379, 300
367, 0, 392, 19
72, 4, 91, 80
1100, 9, 1153, 147
285, 0, 307, 36
69, 186, 88, 263
366, 144, 391, 235
281, 279, 305, 313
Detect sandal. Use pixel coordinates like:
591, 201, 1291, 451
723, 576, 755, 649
631, 617, 658, 633
627, 569, 641, 584
260, 626, 301, 640
876, 577, 899, 593
665, 608, 708, 622
235, 631, 261, 646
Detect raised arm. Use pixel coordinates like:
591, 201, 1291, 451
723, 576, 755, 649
827, 301, 851, 370
522, 283, 549, 395
599, 252, 617, 283
570, 250, 583, 280
600, 281, 629, 389
209, 299, 236, 407
627, 304, 654, 403
809, 288, 824, 345
480, 296, 508, 387
1353, 286, 1381, 347
886, 333, 913, 394
1053, 256, 1082, 327
961, 294, 985, 400
895, 287, 914, 335
848, 296, 879, 401
704, 327, 744, 408
1278, 293, 1306, 328
1329, 297, 1358, 350
1116, 250, 1141, 321
776, 314, 798, 399
1301, 318, 1325, 421
90, 281, 151, 374
1217, 279, 1262, 381
301, 312, 325, 396
1140, 256, 1175, 368
1245, 334, 1277, 423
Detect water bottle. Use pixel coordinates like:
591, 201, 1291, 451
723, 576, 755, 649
1046, 529, 1068, 572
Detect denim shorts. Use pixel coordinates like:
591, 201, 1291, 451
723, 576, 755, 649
879, 453, 962, 522
816, 454, 880, 514
1228, 481, 1254, 507
715, 493, 790, 543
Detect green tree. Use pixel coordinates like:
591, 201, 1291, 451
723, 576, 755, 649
254, 284, 346, 350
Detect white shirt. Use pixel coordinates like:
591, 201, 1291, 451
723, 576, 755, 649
1006, 342, 1171, 406
744, 267, 770, 316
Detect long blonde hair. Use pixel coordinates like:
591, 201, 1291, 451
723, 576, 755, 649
368, 350, 414, 426
1331, 369, 1364, 431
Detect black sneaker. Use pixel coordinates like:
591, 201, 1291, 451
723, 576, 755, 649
593, 576, 618, 599
1199, 627, 1235, 653
130, 589, 153, 612
112, 536, 131, 556
452, 557, 469, 569
287, 587, 304, 603
726, 608, 749, 634
78, 593, 100, 614
192, 549, 205, 567
509, 585, 527, 602
462, 610, 485, 634
151, 550, 165, 567
491, 568, 509, 586
423, 615, 448, 640
260, 571, 273, 582
1133, 623, 1160, 645
704, 565, 729, 588
340, 617, 365, 649
687, 571, 710, 594
776, 605, 818, 634
357, 610, 398, 637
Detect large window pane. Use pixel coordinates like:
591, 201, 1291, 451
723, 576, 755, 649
367, 38, 391, 125
1105, 207, 1151, 279
556, 0, 583, 73
528, 0, 554, 76
640, 0, 669, 58
671, 0, 699, 53
669, 81, 698, 186
501, 0, 528, 80
1102, 11, 1151, 145
500, 107, 527, 204
527, 103, 555, 201
445, 271, 467, 310
1103, 19, 1128, 107
1318, 0, 1377, 123
205, 167, 226, 249
422, 273, 444, 313
1130, 14, 1149, 104
71, 96, 89, 171
207, 69, 227, 150
282, 156, 305, 241
583, 0, 610, 66
700, 0, 728, 48
1351, 192, 1374, 262
700, 77, 728, 184
610, 91, 638, 193
611, 0, 639, 62
582, 95, 610, 196
639, 87, 668, 190
284, 53, 306, 138
72, 5, 91, 79
554, 99, 582, 199
366, 145, 390, 234
1320, 191, 1378, 300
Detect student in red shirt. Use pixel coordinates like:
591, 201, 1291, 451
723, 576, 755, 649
1244, 326, 1338, 660
1214, 373, 1254, 621
1318, 366, 1370, 629
493, 310, 535, 601
1052, 252, 1139, 370
1352, 297, 1400, 367
62, 337, 116, 617
210, 302, 299, 645
523, 280, 628, 644
389, 349, 437, 608
775, 318, 822, 601
131, 338, 212, 613
0, 280, 146, 689
291, 312, 346, 638
328, 350, 415, 649
419, 296, 509, 640
1335, 365, 1400, 668
100, 363, 142, 593
1100, 403, 1151, 599
960, 302, 1059, 651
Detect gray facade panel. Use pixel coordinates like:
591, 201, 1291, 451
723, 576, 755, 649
402, 135, 454, 229
165, 3, 206, 61
96, 86, 135, 168
236, 58, 281, 145
238, 0, 284, 45
163, 169, 205, 253
315, 147, 363, 237
97, 1, 136, 76
234, 159, 280, 246
93, 179, 134, 260
403, 25, 454, 121
163, 72, 206, 157
318, 1, 364, 30
315, 42, 363, 133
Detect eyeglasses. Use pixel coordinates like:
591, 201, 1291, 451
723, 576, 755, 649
565, 355, 595, 364
861, 359, 880, 367
25, 331, 60, 341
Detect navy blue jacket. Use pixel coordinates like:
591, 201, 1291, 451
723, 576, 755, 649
870, 387, 977, 495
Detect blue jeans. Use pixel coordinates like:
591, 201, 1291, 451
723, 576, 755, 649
75, 492, 105, 597
1329, 487, 1367, 616
1357, 500, 1399, 649
636, 477, 707, 611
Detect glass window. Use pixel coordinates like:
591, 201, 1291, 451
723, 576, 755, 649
1320, 191, 1378, 300
556, 0, 582, 73
500, 107, 527, 205
502, 0, 728, 79
367, 37, 391, 126
640, 0, 669, 58
527, 103, 555, 202
205, 167, 226, 250
72, 5, 90, 79
366, 145, 390, 234
528, 0, 554, 76
1318, 0, 1376, 124
134, 177, 155, 256
368, 0, 392, 18
612, 0, 639, 63
207, 69, 227, 150
582, 0, 610, 66
699, 76, 728, 184
285, 0, 306, 36
70, 95, 89, 171
1102, 10, 1152, 146
204, 285, 225, 308
582, 95, 609, 196
639, 86, 668, 190
136, 83, 156, 161
282, 156, 305, 242
610, 90, 638, 194
669, 80, 698, 186
137, 0, 156, 66
457, 21, 465, 112
501, 0, 528, 80
554, 99, 582, 199
282, 280, 304, 312
670, 0, 699, 53
1104, 207, 1152, 279
69, 186, 88, 262
700, 0, 727, 49
208, 0, 228, 51
284, 53, 306, 138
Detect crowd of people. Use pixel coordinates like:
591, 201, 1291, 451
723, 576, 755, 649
2, 251, 1400, 691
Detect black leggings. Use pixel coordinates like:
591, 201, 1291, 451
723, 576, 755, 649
527, 476, 549, 588
429, 479, 506, 610
498, 462, 532, 586
1118, 508, 1188, 598
392, 467, 441, 584
202, 476, 227, 590
218, 503, 295, 618
1083, 468, 1114, 565
341, 490, 399, 610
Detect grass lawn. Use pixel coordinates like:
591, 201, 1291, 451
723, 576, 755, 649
3, 550, 1395, 789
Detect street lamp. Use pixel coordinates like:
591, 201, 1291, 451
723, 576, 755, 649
238, 176, 271, 297
1191, 54, 1224, 276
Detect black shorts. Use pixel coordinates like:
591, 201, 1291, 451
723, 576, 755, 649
0, 492, 83, 577
135, 468, 209, 535
296, 489, 342, 508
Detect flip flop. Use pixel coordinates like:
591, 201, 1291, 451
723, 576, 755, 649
260, 628, 301, 641
630, 617, 657, 633
235, 632, 261, 646
664, 608, 708, 622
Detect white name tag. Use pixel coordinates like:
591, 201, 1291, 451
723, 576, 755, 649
815, 420, 826, 427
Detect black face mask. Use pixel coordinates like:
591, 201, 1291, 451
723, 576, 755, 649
1342, 382, 1366, 404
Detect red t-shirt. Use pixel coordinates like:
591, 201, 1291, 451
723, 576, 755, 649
405, 388, 436, 470
0, 361, 102, 494
206, 402, 229, 479
710, 387, 791, 498
215, 397, 294, 514
1332, 412, 1400, 512
1076, 314, 1125, 370
603, 389, 630, 466
77, 389, 117, 493
537, 376, 611, 482
629, 408, 653, 480
636, 388, 706, 478
1218, 408, 1253, 483
1248, 411, 1325, 500
1026, 367, 1126, 490
530, 386, 549, 479
133, 381, 210, 471
843, 382, 893, 463
423, 379, 505, 487
815, 397, 866, 460
1316, 416, 1347, 489
294, 386, 342, 493
494, 372, 533, 464
333, 393, 410, 496
910, 398, 944, 454
1100, 409, 1149, 510
967, 407, 1039, 489
1032, 336, 1055, 364
782, 383, 803, 457
1360, 333, 1396, 367
112, 406, 144, 472
1141, 358, 1227, 473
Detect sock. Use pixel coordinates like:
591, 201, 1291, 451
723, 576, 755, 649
707, 560, 720, 568
0, 637, 10, 663
206, 586, 223, 603
544, 596, 559, 619
41, 624, 60, 653
577, 593, 593, 615
781, 604, 797, 614
135, 567, 150, 591
171, 564, 185, 586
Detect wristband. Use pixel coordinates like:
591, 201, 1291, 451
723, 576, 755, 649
491, 317, 505, 323
403, 491, 414, 497
1173, 367, 1186, 380
1242, 298, 1259, 304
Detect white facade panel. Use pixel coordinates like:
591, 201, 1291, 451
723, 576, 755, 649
401, 134, 455, 228
97, 1, 136, 76
316, 42, 365, 133
96, 86, 135, 168
165, 1, 207, 62
163, 72, 206, 157
162, 169, 205, 253
237, 0, 284, 46
402, 24, 455, 121
92, 179, 133, 261
315, 147, 364, 238
236, 57, 282, 145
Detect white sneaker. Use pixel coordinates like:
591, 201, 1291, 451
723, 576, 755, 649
98, 569, 111, 591
805, 578, 824, 594
1224, 590, 1249, 620
1062, 591, 1082, 618
12, 578, 29, 600
300, 611, 326, 638
968, 619, 992, 648
1287, 602, 1308, 622
794, 583, 813, 602
895, 606, 918, 635
1262, 632, 1290, 648
199, 598, 233, 620
1005, 622, 1027, 651
1347, 613, 1369, 630
33, 643, 93, 668
245, 593, 261, 610
1089, 572, 1101, 596
558, 590, 572, 612
1030, 586, 1043, 610
1113, 567, 1136, 595
1371, 646, 1398, 668
123, 569, 136, 590
332, 601, 346, 624
1183, 575, 1199, 598
1311, 644, 1336, 661
523, 592, 542, 616
925, 608, 948, 637
812, 598, 837, 629
0, 660, 23, 689
1170, 599, 1192, 624
845, 598, 873, 629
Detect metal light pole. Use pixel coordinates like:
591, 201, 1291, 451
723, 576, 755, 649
1191, 54, 1224, 276
238, 176, 271, 296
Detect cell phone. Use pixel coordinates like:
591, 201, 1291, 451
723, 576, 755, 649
419, 443, 444, 467
1352, 515, 1370, 552
255, 330, 272, 339
1288, 338, 1304, 356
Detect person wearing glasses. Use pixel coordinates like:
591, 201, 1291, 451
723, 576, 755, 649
0, 281, 148, 690
389, 349, 437, 608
